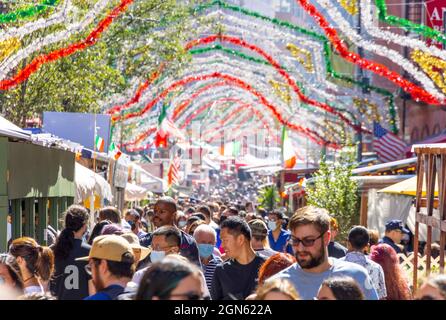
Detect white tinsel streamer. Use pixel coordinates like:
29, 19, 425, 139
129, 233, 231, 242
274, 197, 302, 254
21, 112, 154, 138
105, 8, 390, 134
361, 0, 446, 61
210, 9, 389, 109
168, 56, 356, 127
0, 0, 113, 79
314, 0, 445, 100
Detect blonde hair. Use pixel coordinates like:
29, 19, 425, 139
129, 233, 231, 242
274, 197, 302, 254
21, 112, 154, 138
255, 278, 300, 300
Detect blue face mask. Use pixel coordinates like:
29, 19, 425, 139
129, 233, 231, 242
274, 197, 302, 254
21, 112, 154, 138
150, 250, 166, 263
197, 243, 214, 259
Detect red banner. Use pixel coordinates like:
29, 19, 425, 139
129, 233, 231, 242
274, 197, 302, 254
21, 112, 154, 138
425, 1, 446, 47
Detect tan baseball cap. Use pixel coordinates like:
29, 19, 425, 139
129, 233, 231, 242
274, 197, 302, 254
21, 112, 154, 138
76, 235, 134, 262
120, 232, 151, 261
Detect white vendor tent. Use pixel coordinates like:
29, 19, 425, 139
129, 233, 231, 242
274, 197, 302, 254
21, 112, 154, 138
74, 162, 113, 203
125, 182, 149, 201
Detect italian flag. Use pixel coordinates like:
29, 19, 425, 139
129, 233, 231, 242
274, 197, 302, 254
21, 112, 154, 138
155, 104, 186, 148
281, 126, 296, 169
109, 142, 122, 160
95, 135, 105, 152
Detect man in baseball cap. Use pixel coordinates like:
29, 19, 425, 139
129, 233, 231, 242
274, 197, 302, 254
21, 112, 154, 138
379, 219, 410, 254
248, 219, 277, 258
77, 235, 135, 300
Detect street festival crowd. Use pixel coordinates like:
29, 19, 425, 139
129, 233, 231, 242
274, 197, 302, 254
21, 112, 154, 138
1, 183, 446, 301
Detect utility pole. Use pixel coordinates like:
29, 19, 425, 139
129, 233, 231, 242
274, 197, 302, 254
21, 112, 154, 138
356, 0, 365, 163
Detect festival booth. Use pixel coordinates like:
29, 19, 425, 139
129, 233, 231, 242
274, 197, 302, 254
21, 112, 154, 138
74, 162, 113, 227
124, 182, 149, 202
351, 157, 417, 228
277, 165, 319, 208
140, 173, 167, 194
0, 116, 75, 251
376, 175, 441, 244
410, 144, 446, 290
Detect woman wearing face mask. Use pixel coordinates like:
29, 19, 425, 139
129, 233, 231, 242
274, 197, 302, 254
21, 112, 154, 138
9, 237, 54, 295
49, 205, 93, 300
176, 211, 187, 230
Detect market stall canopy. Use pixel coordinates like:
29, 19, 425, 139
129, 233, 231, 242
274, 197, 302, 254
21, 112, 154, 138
378, 175, 438, 197
140, 171, 168, 193
352, 157, 417, 176
75, 162, 113, 203
0, 115, 31, 140
202, 156, 220, 171
125, 182, 148, 201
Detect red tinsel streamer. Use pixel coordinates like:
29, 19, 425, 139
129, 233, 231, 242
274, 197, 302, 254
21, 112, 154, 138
295, 0, 442, 105
107, 64, 166, 115
195, 98, 272, 137
119, 126, 156, 148
179, 96, 272, 135
173, 81, 229, 120
185, 34, 367, 133
0, 0, 134, 90
113, 72, 340, 149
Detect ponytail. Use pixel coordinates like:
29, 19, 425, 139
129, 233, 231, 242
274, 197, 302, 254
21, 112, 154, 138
36, 246, 54, 282
10, 237, 53, 282
53, 228, 75, 260
53, 205, 89, 260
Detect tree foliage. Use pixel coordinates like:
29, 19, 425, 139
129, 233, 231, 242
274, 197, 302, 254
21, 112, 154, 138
257, 185, 280, 212
306, 150, 359, 241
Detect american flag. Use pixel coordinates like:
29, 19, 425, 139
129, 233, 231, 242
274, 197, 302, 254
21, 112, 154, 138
167, 155, 181, 187
373, 122, 407, 163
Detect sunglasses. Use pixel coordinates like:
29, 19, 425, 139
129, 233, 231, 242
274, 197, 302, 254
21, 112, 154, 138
288, 231, 326, 247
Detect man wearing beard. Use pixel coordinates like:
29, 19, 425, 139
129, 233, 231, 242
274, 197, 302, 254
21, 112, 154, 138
140, 197, 201, 267
77, 235, 135, 300
269, 206, 378, 300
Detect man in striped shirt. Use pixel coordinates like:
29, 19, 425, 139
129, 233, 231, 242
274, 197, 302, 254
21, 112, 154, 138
193, 224, 223, 293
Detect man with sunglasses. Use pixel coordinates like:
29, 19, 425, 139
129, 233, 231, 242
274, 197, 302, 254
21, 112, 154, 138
269, 206, 378, 300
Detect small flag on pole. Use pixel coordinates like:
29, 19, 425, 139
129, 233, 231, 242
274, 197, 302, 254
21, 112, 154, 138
281, 126, 296, 169
109, 142, 122, 160
95, 135, 105, 152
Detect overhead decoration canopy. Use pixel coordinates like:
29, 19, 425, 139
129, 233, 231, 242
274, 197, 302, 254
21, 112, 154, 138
2, 0, 446, 157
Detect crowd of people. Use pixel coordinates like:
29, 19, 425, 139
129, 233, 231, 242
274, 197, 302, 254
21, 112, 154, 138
0, 194, 445, 301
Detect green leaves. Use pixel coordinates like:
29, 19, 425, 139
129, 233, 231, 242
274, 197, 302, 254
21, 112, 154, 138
257, 185, 280, 212
306, 153, 359, 242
